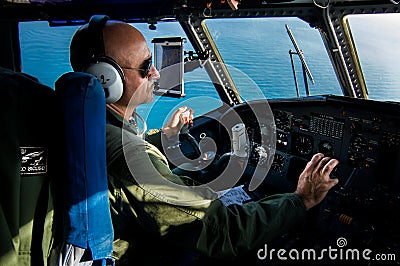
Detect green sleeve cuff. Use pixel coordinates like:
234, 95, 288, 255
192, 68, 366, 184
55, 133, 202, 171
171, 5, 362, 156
197, 193, 307, 258
286, 192, 307, 210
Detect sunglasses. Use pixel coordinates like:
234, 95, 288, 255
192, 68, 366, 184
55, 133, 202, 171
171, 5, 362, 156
122, 56, 152, 78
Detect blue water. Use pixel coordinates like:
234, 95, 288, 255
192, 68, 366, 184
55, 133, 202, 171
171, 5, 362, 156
19, 16, 400, 129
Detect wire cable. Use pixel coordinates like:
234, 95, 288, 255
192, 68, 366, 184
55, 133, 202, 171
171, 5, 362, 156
313, 0, 329, 9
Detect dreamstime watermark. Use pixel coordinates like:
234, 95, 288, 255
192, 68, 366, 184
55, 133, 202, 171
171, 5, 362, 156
122, 61, 276, 206
257, 237, 397, 262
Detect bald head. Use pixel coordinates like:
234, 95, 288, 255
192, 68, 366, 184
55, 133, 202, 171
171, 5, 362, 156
70, 20, 149, 72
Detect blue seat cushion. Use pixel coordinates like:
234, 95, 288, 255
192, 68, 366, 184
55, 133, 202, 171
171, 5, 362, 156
55, 72, 113, 261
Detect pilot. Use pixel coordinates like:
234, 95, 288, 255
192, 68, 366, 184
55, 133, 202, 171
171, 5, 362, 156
69, 17, 339, 265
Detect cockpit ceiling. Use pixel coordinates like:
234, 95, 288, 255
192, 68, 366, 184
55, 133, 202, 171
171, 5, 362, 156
0, 0, 398, 22
0, 0, 391, 3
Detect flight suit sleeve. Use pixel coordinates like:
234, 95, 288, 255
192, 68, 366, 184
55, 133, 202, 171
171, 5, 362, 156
196, 193, 306, 258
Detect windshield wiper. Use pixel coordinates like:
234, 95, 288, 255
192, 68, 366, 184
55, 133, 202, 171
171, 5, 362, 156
286, 24, 314, 97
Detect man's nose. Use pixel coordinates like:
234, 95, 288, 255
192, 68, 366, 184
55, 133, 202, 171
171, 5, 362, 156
150, 65, 160, 79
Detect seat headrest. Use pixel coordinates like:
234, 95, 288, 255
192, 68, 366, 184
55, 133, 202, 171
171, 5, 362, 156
54, 72, 113, 260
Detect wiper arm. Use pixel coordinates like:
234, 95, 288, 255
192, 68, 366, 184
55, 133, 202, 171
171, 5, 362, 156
286, 24, 314, 97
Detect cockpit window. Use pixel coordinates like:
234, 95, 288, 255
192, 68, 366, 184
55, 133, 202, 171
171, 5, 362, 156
205, 17, 342, 100
20, 21, 77, 87
346, 13, 400, 102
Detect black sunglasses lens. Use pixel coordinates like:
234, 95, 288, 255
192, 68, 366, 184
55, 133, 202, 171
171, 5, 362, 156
145, 57, 152, 72
138, 57, 152, 77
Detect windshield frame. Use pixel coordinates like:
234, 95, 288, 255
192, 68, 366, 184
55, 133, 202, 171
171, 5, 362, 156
343, 13, 400, 103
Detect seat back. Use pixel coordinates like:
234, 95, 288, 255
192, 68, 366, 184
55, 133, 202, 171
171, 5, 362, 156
54, 72, 113, 262
0, 67, 56, 266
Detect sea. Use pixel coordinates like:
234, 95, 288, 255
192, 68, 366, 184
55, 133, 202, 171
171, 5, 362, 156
19, 15, 400, 130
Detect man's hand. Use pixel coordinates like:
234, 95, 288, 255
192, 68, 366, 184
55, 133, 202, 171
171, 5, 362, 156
162, 106, 194, 139
295, 153, 339, 210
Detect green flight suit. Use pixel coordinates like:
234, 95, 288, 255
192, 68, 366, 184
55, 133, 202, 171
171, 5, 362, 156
105, 110, 306, 264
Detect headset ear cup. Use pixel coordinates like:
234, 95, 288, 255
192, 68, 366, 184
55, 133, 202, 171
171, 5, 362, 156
85, 58, 124, 104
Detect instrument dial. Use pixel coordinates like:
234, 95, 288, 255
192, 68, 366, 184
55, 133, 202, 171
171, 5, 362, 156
274, 110, 291, 131
271, 153, 285, 172
319, 141, 334, 157
294, 135, 313, 155
351, 135, 367, 151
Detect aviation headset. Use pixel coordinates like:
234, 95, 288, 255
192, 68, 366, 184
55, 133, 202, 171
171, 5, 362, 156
85, 15, 125, 104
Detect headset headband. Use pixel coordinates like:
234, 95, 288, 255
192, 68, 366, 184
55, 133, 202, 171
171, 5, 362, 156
88, 15, 110, 60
